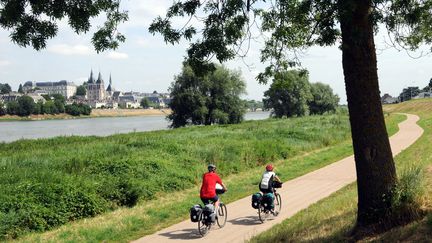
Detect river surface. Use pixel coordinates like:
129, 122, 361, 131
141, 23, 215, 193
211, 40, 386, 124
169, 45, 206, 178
0, 111, 270, 143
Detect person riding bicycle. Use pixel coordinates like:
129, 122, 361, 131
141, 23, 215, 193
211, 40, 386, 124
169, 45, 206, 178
259, 164, 281, 209
200, 164, 227, 211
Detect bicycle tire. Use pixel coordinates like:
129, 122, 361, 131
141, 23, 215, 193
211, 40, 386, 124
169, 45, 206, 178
198, 212, 209, 237
217, 203, 227, 228
258, 205, 267, 223
274, 193, 282, 216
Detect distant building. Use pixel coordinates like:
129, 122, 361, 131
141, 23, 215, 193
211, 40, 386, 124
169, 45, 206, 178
86, 70, 106, 102
0, 92, 22, 102
22, 80, 77, 98
381, 93, 398, 104
413, 92, 432, 99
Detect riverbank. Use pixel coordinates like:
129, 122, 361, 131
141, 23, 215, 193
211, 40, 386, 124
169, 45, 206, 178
0, 108, 171, 121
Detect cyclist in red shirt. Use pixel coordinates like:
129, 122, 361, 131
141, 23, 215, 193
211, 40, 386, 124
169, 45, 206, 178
200, 164, 227, 209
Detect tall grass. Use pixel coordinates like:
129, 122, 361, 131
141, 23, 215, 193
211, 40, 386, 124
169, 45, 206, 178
0, 114, 351, 239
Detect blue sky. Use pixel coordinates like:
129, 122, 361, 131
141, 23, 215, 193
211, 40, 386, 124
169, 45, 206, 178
0, 0, 431, 103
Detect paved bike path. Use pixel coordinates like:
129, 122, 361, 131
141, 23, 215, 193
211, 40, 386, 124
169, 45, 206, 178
133, 114, 423, 243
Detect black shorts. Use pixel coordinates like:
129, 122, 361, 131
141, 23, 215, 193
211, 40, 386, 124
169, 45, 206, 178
201, 196, 219, 205
259, 185, 273, 194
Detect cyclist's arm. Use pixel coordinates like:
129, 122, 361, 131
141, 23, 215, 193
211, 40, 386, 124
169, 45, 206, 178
216, 174, 228, 191
275, 175, 282, 183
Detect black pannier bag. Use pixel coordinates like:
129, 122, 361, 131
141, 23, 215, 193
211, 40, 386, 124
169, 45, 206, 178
272, 181, 283, 188
190, 204, 202, 222
203, 204, 216, 223
262, 193, 274, 210
251, 192, 262, 209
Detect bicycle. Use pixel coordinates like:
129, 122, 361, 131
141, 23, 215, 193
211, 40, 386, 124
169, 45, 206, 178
257, 184, 282, 223
197, 193, 227, 236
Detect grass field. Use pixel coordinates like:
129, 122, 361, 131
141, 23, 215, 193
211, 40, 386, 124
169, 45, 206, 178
250, 100, 432, 243
4, 112, 404, 242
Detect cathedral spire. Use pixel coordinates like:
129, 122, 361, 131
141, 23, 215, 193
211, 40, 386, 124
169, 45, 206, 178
88, 69, 95, 83
96, 72, 104, 84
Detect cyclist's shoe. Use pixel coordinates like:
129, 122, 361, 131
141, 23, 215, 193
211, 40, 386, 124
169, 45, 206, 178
271, 210, 279, 216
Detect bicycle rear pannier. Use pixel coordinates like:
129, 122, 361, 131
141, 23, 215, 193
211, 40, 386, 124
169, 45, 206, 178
190, 204, 202, 222
203, 204, 216, 223
272, 181, 283, 188
251, 192, 262, 209
262, 193, 274, 210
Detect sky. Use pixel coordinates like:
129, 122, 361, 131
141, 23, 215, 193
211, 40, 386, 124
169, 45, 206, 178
0, 1, 431, 104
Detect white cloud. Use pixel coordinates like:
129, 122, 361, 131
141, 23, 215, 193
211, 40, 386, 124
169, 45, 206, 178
106, 51, 129, 59
0, 60, 11, 66
48, 44, 94, 56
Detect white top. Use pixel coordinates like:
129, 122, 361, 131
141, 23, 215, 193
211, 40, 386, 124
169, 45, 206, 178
260, 171, 275, 189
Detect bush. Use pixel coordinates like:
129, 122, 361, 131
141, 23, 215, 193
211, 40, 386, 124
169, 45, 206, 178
0, 102, 5, 116
6, 101, 19, 115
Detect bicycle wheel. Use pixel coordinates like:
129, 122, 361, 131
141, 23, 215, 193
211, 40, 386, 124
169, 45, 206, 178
198, 213, 209, 237
258, 205, 267, 223
274, 193, 282, 216
216, 203, 227, 228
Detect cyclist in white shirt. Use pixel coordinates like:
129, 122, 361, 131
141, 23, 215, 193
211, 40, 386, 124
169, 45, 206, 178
259, 164, 281, 194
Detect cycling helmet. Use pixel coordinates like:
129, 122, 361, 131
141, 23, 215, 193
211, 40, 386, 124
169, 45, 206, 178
208, 164, 216, 172
266, 164, 274, 171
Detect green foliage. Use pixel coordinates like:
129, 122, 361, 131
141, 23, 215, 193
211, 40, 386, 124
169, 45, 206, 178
17, 95, 35, 116
263, 70, 312, 118
42, 101, 58, 115
168, 63, 247, 127
309, 82, 340, 115
6, 101, 19, 115
33, 101, 43, 115
76, 85, 86, 96
0, 114, 351, 239
0, 0, 128, 52
140, 97, 150, 109
17, 84, 23, 94
399, 87, 421, 102
0, 83, 12, 94
65, 103, 92, 116
0, 102, 5, 116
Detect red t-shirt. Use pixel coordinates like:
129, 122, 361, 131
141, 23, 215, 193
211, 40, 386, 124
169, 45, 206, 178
200, 172, 222, 199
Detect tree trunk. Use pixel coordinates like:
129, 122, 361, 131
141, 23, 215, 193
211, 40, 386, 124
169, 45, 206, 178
338, 0, 397, 230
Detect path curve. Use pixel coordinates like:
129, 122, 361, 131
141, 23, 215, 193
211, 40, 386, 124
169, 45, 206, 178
133, 114, 423, 243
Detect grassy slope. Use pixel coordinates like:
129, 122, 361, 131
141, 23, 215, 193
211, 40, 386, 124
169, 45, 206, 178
10, 113, 404, 243
2, 114, 350, 241
250, 100, 432, 243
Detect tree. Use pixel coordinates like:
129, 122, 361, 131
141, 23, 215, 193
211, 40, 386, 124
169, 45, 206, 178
6, 101, 19, 115
76, 85, 87, 96
43, 101, 58, 115
309, 82, 340, 115
168, 63, 246, 128
263, 70, 312, 118
151, 0, 432, 233
0, 102, 6, 116
0, 83, 12, 94
0, 1, 127, 52
17, 84, 24, 94
17, 95, 35, 116
33, 100, 43, 115
140, 97, 150, 109
398, 87, 420, 102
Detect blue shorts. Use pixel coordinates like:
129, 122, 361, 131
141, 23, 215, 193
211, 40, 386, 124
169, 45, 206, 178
201, 196, 218, 205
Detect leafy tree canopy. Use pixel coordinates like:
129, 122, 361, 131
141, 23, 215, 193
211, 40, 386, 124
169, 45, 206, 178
309, 82, 339, 115
263, 69, 312, 118
0, 0, 128, 52
76, 85, 87, 96
0, 83, 12, 94
17, 95, 35, 116
168, 62, 246, 128
399, 86, 420, 102
150, 0, 432, 82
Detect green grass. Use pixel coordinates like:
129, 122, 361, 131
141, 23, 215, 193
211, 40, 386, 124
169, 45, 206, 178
6, 113, 404, 243
250, 101, 432, 243
0, 114, 350, 240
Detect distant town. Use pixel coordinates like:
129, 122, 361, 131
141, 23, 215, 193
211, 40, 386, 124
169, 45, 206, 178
0, 70, 171, 109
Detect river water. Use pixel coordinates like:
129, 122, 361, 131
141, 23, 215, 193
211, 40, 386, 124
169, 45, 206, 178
0, 111, 270, 143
